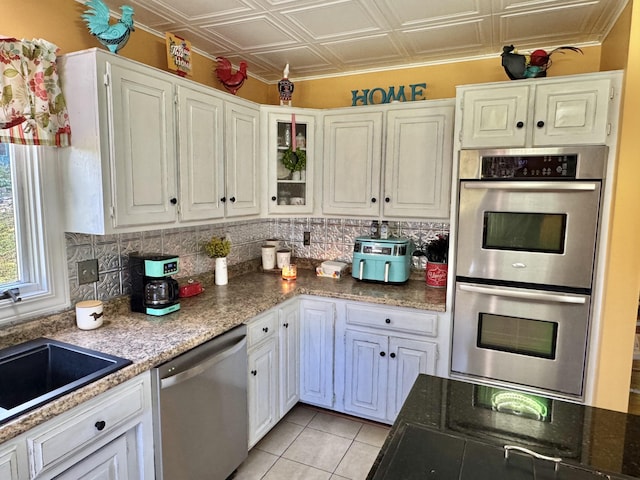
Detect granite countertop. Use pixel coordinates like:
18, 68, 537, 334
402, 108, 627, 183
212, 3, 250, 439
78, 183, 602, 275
368, 374, 640, 480
0, 267, 446, 444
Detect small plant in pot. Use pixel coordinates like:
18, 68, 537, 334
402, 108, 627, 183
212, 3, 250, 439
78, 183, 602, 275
204, 236, 231, 285
425, 234, 449, 288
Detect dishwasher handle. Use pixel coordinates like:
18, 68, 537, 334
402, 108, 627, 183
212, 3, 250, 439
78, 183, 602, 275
160, 336, 247, 389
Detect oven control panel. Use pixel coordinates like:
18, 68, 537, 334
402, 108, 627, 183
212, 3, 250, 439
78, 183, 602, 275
481, 155, 578, 179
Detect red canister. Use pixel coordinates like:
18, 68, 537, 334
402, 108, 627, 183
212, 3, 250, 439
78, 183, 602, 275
426, 262, 448, 288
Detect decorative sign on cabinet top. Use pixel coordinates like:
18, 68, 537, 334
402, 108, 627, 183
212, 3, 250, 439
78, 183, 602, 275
351, 83, 427, 106
165, 32, 192, 77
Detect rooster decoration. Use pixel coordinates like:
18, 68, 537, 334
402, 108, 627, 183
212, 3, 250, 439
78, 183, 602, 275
82, 0, 135, 54
501, 45, 583, 80
215, 57, 248, 95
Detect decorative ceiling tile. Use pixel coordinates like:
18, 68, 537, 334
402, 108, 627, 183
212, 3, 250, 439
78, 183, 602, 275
202, 15, 298, 50
322, 34, 405, 65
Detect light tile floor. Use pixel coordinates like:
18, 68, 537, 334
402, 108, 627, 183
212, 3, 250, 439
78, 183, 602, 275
233, 404, 391, 480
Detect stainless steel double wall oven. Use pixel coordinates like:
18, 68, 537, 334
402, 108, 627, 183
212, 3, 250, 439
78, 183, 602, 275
452, 146, 608, 399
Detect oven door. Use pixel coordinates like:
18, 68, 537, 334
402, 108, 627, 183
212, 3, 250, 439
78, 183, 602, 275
456, 180, 601, 289
451, 282, 591, 397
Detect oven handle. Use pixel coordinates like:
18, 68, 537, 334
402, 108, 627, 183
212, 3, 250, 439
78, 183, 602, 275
463, 181, 597, 192
458, 283, 587, 304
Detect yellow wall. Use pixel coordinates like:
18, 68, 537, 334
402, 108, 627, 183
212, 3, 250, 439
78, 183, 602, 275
288, 47, 602, 109
1, 0, 270, 104
593, 0, 640, 412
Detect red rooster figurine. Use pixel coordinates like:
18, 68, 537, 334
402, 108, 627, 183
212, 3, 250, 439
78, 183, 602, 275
215, 57, 248, 95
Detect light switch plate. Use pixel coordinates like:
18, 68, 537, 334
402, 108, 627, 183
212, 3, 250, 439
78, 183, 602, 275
303, 231, 311, 246
78, 259, 99, 284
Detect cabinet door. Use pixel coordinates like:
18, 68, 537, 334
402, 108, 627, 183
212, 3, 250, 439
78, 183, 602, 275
108, 61, 177, 228
56, 430, 136, 480
533, 78, 612, 146
225, 102, 260, 217
460, 85, 529, 148
299, 299, 335, 408
322, 111, 383, 216
177, 85, 225, 222
383, 106, 454, 218
248, 338, 278, 448
344, 330, 388, 422
0, 444, 23, 480
279, 301, 300, 417
387, 337, 437, 421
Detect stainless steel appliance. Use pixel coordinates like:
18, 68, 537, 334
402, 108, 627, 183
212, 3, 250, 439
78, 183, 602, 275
352, 236, 413, 283
452, 146, 608, 398
129, 253, 180, 316
152, 325, 248, 480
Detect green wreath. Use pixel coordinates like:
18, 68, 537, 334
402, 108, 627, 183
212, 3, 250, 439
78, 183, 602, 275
281, 147, 306, 172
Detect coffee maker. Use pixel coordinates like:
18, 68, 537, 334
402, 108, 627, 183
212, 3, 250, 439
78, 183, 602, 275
130, 253, 180, 316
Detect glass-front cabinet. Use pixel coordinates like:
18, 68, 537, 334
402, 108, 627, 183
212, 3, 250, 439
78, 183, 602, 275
264, 108, 316, 214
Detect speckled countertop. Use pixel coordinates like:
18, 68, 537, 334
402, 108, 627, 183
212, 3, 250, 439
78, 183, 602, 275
0, 266, 446, 444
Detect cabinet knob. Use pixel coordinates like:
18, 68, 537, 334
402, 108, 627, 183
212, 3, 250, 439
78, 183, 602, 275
380, 351, 386, 357
221, 196, 226, 203
251, 370, 257, 376
516, 121, 524, 129
95, 420, 106, 431
536, 120, 545, 128
385, 318, 391, 324
271, 196, 277, 202
371, 197, 377, 203
390, 352, 396, 358
230, 196, 236, 203
169, 198, 177, 205
283, 323, 289, 328
385, 197, 390, 203
263, 327, 269, 333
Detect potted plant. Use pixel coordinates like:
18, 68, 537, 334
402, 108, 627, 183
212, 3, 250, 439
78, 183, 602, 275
425, 234, 448, 288
204, 236, 231, 285
281, 147, 306, 180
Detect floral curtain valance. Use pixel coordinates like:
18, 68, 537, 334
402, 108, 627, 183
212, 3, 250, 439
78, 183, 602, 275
0, 37, 71, 147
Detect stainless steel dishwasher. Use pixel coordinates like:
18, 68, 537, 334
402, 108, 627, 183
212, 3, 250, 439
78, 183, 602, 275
151, 325, 248, 480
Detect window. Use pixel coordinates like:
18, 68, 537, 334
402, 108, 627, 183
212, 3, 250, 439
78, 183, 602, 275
0, 144, 68, 324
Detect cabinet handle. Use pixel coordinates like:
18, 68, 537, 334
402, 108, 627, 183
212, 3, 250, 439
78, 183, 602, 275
262, 327, 269, 333
95, 420, 106, 431
169, 198, 177, 205
384, 197, 390, 203
371, 197, 377, 203
516, 121, 524, 129
251, 370, 257, 376
380, 351, 386, 357
385, 318, 391, 324
221, 196, 226, 203
230, 196, 236, 203
271, 196, 277, 201
283, 323, 289, 328
536, 120, 545, 128
390, 352, 396, 358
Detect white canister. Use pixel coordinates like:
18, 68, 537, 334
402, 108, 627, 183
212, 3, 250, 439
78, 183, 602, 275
261, 245, 276, 270
264, 239, 282, 248
76, 300, 104, 330
276, 248, 291, 269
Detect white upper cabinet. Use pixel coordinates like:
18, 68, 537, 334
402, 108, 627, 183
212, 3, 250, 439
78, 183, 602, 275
262, 107, 317, 215
176, 84, 225, 222
59, 48, 260, 234
458, 73, 620, 148
383, 104, 454, 218
225, 101, 261, 217
322, 109, 383, 217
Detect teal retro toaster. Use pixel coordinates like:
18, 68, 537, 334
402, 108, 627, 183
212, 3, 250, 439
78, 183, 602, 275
352, 236, 413, 284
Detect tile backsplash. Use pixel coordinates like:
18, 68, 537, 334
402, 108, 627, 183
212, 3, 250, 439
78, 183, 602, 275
66, 218, 448, 305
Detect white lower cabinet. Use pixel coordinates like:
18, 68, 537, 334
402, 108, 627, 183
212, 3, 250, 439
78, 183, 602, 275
0, 372, 154, 480
299, 298, 335, 408
247, 300, 300, 448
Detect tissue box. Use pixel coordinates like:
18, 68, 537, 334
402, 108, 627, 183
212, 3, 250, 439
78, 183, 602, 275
316, 261, 348, 279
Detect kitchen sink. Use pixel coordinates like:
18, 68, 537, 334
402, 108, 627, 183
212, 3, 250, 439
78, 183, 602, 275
0, 338, 132, 426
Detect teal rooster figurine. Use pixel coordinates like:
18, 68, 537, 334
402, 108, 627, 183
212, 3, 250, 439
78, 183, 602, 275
82, 0, 134, 54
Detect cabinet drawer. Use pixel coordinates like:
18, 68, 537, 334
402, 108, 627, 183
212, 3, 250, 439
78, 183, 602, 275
27, 380, 145, 477
345, 303, 438, 337
247, 310, 278, 348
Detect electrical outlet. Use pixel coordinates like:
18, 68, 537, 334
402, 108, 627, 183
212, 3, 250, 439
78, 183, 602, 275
78, 259, 99, 285
303, 231, 311, 246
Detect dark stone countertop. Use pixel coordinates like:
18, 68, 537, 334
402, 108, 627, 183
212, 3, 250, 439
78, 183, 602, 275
0, 267, 446, 444
368, 374, 640, 480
